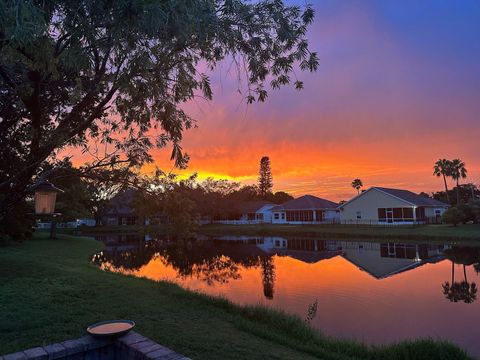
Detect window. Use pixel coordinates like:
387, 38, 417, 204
315, 210, 325, 221
393, 208, 402, 219
378, 208, 415, 222
286, 210, 314, 222
356, 211, 362, 219
415, 207, 426, 220
281, 213, 285, 219
403, 208, 414, 220
274, 213, 280, 220
275, 240, 280, 247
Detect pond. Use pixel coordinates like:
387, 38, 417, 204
91, 234, 480, 357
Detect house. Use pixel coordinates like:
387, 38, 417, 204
270, 195, 339, 224
238, 201, 276, 222
215, 201, 276, 224
102, 189, 139, 226
338, 187, 449, 224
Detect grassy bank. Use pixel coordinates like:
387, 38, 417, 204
200, 223, 480, 242
0, 234, 472, 359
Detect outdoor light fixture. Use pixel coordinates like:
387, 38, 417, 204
34, 181, 63, 215
33, 181, 64, 239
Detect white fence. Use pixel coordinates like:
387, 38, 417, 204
36, 218, 96, 229
213, 220, 266, 225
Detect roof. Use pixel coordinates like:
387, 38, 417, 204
342, 252, 445, 280
374, 187, 449, 206
272, 195, 338, 211
105, 189, 136, 214
339, 187, 449, 209
237, 201, 274, 214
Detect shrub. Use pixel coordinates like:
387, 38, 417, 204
442, 207, 465, 227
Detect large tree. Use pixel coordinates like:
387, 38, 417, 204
258, 156, 273, 196
433, 159, 452, 205
351, 178, 363, 194
450, 159, 468, 206
0, 0, 318, 222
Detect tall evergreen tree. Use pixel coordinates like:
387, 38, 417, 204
258, 156, 273, 196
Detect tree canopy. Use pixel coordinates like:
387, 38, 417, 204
0, 0, 318, 222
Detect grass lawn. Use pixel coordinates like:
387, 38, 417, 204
199, 223, 480, 243
0, 233, 472, 359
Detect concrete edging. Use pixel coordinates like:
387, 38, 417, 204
1, 331, 190, 360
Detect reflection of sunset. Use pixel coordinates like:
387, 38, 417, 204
91, 235, 480, 356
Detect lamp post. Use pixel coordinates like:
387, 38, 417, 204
33, 181, 64, 239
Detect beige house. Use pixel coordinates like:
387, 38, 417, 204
338, 187, 449, 224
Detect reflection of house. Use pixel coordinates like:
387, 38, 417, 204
257, 237, 343, 263
338, 187, 449, 224
271, 195, 339, 224
327, 241, 448, 279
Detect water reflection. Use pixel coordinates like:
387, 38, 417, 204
91, 234, 480, 356
442, 247, 479, 303
91, 234, 480, 302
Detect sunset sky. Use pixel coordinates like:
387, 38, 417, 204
83, 0, 480, 201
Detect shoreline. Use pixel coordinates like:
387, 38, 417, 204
73, 223, 480, 244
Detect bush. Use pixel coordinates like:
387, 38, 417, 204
442, 207, 464, 227
468, 199, 480, 224
0, 198, 35, 242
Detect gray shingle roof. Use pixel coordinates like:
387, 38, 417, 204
237, 201, 274, 214
272, 195, 338, 211
105, 189, 136, 214
374, 187, 449, 207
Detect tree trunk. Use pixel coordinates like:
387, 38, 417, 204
456, 179, 461, 206
443, 174, 450, 205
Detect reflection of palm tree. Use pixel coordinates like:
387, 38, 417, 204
442, 260, 477, 303
474, 263, 480, 275
261, 256, 275, 300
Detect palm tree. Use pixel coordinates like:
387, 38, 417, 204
451, 159, 468, 205
433, 159, 452, 205
351, 178, 363, 194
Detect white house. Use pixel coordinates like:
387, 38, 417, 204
338, 187, 449, 225
271, 195, 339, 224
215, 201, 276, 224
